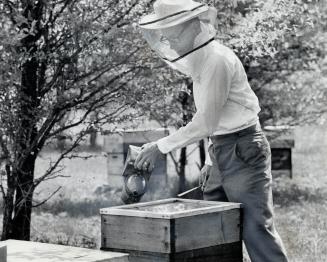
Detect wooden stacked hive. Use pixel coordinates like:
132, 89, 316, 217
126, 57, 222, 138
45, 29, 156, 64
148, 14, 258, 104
101, 198, 242, 262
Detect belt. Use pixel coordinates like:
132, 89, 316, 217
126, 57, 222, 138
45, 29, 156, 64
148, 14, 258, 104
210, 123, 261, 142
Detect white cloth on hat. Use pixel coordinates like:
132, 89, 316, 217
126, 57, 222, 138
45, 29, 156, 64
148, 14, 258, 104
139, 0, 217, 63
163, 21, 215, 77
139, 0, 211, 29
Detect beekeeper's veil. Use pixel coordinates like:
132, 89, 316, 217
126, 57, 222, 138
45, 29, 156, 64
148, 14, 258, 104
138, 0, 217, 75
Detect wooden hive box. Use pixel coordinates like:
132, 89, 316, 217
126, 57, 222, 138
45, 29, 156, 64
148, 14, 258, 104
3, 239, 128, 262
0, 242, 6, 262
100, 198, 242, 262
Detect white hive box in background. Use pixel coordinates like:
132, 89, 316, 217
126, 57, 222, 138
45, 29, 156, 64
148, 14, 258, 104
102, 129, 169, 188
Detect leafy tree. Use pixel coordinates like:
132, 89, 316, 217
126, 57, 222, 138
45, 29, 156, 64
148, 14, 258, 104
0, 0, 155, 240
137, 0, 326, 127
130, 0, 327, 190
223, 0, 327, 125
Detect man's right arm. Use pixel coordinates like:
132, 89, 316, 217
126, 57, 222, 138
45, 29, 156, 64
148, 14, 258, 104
200, 142, 213, 190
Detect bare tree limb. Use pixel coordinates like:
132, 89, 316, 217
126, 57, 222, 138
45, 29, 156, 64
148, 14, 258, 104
33, 134, 84, 187
48, 88, 128, 138
0, 182, 6, 200
48, 0, 77, 26
32, 186, 62, 208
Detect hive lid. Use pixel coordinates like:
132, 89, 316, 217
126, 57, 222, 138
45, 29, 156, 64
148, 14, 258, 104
100, 198, 241, 219
4, 240, 128, 262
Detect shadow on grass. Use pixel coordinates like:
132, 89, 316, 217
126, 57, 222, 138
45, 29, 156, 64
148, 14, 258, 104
2, 181, 325, 218
33, 181, 179, 217
33, 198, 119, 217
33, 186, 123, 217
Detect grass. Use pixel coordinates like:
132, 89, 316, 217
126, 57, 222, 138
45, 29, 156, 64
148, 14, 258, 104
272, 180, 327, 261
30, 212, 100, 249
2, 181, 325, 261
239, 180, 327, 262
275, 202, 327, 261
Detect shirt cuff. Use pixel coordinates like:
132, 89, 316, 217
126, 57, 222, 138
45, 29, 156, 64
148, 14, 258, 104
156, 137, 171, 154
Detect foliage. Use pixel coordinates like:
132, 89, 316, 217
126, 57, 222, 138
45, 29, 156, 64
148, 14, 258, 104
223, 0, 327, 124
131, 0, 327, 126
0, 0, 155, 240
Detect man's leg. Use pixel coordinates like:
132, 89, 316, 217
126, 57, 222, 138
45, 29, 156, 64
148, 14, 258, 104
211, 131, 288, 262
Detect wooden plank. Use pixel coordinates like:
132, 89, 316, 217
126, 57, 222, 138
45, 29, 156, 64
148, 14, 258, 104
103, 242, 242, 262
221, 209, 243, 243
100, 198, 241, 219
174, 209, 241, 252
100, 203, 241, 219
176, 198, 240, 207
102, 248, 169, 262
172, 242, 242, 262
103, 198, 241, 210
5, 240, 128, 262
0, 242, 6, 262
102, 198, 177, 211
101, 215, 171, 253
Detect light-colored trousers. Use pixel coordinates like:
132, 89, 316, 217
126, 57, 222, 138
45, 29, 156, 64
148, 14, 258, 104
203, 123, 289, 262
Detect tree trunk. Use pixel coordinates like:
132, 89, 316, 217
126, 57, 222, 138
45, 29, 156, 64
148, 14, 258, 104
1, 165, 15, 240
11, 162, 35, 240
1, 157, 36, 240
199, 139, 206, 168
178, 147, 187, 194
1, 1, 41, 238
1, 53, 38, 239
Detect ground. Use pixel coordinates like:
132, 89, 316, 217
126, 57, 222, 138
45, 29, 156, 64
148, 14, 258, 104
1, 125, 327, 261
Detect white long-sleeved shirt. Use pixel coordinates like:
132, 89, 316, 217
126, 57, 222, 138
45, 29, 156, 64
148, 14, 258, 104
156, 41, 261, 160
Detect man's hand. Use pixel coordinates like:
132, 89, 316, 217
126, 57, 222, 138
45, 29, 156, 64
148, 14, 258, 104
199, 164, 211, 191
134, 142, 163, 172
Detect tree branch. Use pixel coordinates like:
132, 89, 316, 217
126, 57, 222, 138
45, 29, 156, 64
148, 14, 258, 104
33, 134, 85, 187
0, 176, 6, 200
48, 85, 128, 138
32, 186, 62, 208
49, 0, 77, 25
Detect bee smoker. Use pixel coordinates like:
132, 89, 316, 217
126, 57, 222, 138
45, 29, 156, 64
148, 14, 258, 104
121, 145, 152, 204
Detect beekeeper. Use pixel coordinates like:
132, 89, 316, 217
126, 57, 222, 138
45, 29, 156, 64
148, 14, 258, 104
134, 0, 289, 261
